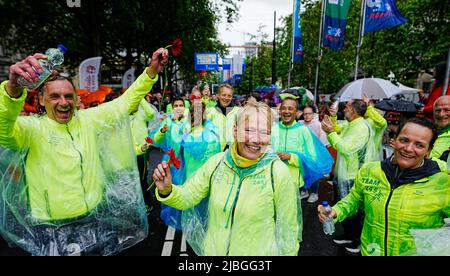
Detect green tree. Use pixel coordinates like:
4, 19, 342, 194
0, 0, 242, 89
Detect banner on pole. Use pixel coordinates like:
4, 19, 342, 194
79, 57, 102, 92
293, 0, 304, 63
364, 0, 407, 34
322, 0, 352, 51
122, 68, 135, 90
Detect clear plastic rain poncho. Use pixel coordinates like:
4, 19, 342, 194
330, 118, 380, 198
158, 147, 302, 256
153, 120, 221, 230
271, 122, 334, 188
0, 109, 152, 256
404, 219, 450, 256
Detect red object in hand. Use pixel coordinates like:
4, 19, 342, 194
145, 137, 153, 144
166, 149, 181, 169
171, 38, 183, 57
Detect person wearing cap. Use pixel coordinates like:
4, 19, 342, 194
0, 48, 168, 256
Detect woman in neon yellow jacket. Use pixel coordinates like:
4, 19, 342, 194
0, 49, 167, 256
318, 118, 450, 256
153, 101, 301, 256
153, 98, 221, 230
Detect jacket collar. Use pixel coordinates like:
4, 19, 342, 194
381, 157, 441, 188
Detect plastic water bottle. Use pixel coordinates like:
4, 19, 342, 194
322, 201, 335, 235
17, 44, 68, 90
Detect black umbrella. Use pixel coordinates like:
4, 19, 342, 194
375, 99, 421, 113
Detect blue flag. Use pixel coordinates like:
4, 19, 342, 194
293, 0, 304, 63
364, 0, 407, 34
322, 0, 352, 51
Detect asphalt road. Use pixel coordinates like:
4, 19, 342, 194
0, 148, 352, 256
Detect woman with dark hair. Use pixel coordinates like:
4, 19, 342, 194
420, 61, 450, 118
318, 118, 450, 256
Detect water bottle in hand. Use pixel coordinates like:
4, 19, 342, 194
17, 44, 68, 90
322, 201, 335, 235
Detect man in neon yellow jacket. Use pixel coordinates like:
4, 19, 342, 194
271, 97, 333, 190
206, 84, 239, 150
318, 118, 450, 256
322, 99, 380, 253
153, 101, 301, 256
0, 49, 168, 256
431, 96, 450, 164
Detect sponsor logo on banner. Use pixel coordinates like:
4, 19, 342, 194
79, 57, 102, 92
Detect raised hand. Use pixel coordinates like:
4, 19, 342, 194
7, 53, 48, 97
147, 48, 169, 79
153, 161, 173, 196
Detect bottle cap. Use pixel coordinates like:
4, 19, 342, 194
57, 44, 68, 54
322, 201, 329, 207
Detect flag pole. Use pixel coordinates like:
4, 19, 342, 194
314, 0, 326, 104
443, 46, 450, 96
354, 0, 367, 81
272, 11, 277, 85
288, 0, 296, 88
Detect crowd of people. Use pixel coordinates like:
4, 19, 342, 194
0, 50, 448, 256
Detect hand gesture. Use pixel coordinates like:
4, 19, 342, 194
7, 54, 56, 97
362, 93, 374, 107
328, 102, 338, 117
153, 161, 172, 196
161, 124, 170, 134
317, 204, 337, 224
277, 152, 291, 161
147, 48, 169, 78
321, 115, 334, 133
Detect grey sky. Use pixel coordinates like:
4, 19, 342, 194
218, 0, 294, 46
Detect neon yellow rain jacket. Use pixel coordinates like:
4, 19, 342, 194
327, 117, 379, 197
0, 70, 158, 221
157, 150, 301, 256
130, 99, 158, 155
431, 126, 449, 161
206, 106, 239, 150
333, 159, 450, 256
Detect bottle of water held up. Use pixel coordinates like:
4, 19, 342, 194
322, 201, 335, 235
17, 44, 68, 90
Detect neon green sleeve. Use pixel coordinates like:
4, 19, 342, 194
0, 81, 32, 150
85, 69, 158, 128
327, 124, 369, 157
273, 160, 301, 255
333, 166, 366, 222
156, 154, 223, 209
330, 116, 344, 133
365, 106, 387, 131
288, 153, 300, 168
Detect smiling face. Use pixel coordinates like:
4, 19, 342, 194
218, 86, 233, 108
392, 122, 433, 170
39, 80, 77, 124
433, 96, 450, 129
173, 99, 185, 118
234, 106, 271, 160
280, 99, 297, 125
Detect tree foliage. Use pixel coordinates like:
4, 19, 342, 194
0, 0, 242, 89
265, 0, 450, 95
